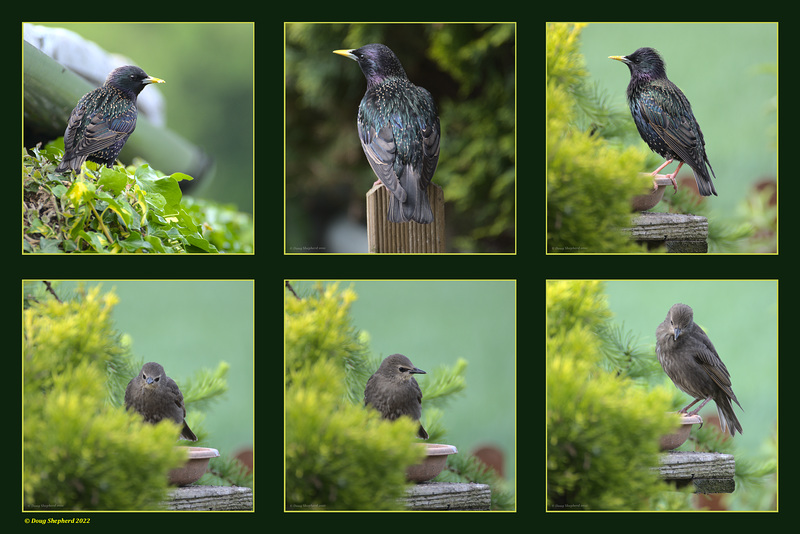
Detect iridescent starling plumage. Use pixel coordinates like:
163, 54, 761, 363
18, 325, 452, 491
56, 65, 165, 174
334, 44, 440, 223
609, 48, 717, 196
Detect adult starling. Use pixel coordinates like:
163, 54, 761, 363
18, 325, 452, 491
56, 65, 165, 174
334, 44, 440, 224
609, 48, 717, 196
124, 362, 198, 441
655, 303, 743, 436
364, 354, 429, 439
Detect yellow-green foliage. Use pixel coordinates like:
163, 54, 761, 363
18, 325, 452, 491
24, 286, 186, 510
285, 282, 360, 372
285, 282, 425, 510
547, 23, 647, 253
547, 281, 679, 510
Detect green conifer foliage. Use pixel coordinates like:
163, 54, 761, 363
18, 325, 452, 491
547, 24, 647, 253
547, 281, 678, 509
285, 283, 425, 510
24, 286, 185, 510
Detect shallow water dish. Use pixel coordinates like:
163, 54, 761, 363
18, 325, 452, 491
406, 443, 458, 482
169, 447, 220, 486
659, 413, 703, 450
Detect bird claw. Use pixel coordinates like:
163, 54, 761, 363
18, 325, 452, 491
667, 175, 678, 193
653, 173, 679, 193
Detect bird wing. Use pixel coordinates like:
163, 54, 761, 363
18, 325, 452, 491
78, 112, 137, 155
62, 104, 85, 155
166, 378, 187, 417
636, 85, 704, 171
689, 331, 740, 403
415, 87, 440, 190
419, 116, 440, 190
66, 101, 138, 159
359, 122, 407, 202
364, 374, 376, 406
123, 379, 134, 409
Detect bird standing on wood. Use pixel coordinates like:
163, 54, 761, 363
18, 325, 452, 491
334, 44, 440, 224
124, 362, 198, 441
655, 303, 743, 436
57, 65, 165, 174
364, 354, 429, 439
609, 48, 717, 196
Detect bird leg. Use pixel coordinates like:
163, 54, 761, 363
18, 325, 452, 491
649, 159, 673, 191
685, 396, 713, 416
662, 161, 684, 192
678, 397, 710, 430
650, 159, 673, 175
650, 159, 683, 193
678, 397, 702, 413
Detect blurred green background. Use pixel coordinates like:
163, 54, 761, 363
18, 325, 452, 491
34, 23, 254, 214
51, 280, 253, 460
285, 23, 516, 253
604, 280, 777, 455
584, 23, 777, 215
291, 280, 516, 485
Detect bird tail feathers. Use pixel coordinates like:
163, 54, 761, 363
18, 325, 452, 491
716, 399, 743, 436
388, 167, 433, 224
692, 166, 717, 196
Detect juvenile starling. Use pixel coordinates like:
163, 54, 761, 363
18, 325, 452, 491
609, 48, 717, 196
364, 354, 429, 439
124, 362, 197, 441
334, 44, 440, 224
656, 303, 743, 436
56, 65, 165, 174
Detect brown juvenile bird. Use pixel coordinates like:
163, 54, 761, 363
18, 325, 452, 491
364, 354, 428, 439
124, 362, 198, 441
655, 303, 743, 436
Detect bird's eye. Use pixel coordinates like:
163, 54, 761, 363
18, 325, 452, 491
154, 377, 160, 382
399, 367, 408, 372
142, 373, 146, 379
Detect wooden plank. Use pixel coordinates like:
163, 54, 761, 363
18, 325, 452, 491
403, 482, 491, 511
623, 212, 709, 253
166, 485, 253, 511
654, 451, 736, 494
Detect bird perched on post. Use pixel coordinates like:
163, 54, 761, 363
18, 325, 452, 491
364, 354, 429, 439
609, 48, 717, 196
56, 65, 165, 174
655, 303, 743, 436
124, 362, 197, 441
334, 44, 440, 224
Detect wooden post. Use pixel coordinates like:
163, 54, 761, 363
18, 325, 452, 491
366, 182, 445, 253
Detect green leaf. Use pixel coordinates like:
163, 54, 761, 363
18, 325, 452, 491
170, 172, 194, 183
97, 167, 129, 196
